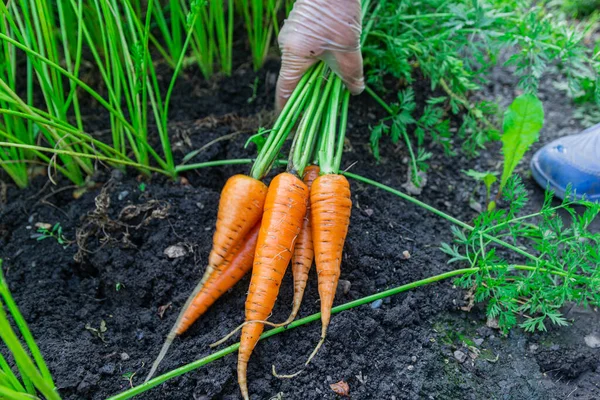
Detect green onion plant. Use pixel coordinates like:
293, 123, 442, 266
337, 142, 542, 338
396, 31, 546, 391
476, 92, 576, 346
0, 260, 61, 400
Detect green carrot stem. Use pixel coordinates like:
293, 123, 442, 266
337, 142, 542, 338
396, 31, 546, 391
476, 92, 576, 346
250, 63, 324, 180
289, 66, 334, 176
106, 263, 574, 400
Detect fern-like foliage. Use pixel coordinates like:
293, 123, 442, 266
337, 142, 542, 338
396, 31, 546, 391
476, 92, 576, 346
441, 176, 600, 333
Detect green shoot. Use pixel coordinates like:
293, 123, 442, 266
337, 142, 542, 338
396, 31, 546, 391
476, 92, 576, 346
462, 170, 498, 211
288, 67, 336, 176
0, 260, 60, 399
500, 93, 544, 192
237, 0, 280, 71
34, 223, 70, 247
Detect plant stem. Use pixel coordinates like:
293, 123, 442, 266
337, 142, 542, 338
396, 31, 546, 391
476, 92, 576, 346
289, 66, 333, 176
0, 142, 167, 175
0, 264, 54, 385
318, 77, 343, 174
175, 159, 255, 173
106, 262, 573, 400
250, 63, 324, 180
333, 89, 350, 173
343, 171, 540, 263
107, 267, 477, 400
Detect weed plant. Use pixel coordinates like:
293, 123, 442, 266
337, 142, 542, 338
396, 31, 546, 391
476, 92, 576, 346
365, 0, 599, 182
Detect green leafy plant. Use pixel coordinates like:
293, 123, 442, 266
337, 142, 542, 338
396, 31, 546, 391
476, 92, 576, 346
442, 176, 600, 333
462, 169, 498, 210
500, 93, 544, 191
237, 0, 281, 71
462, 93, 543, 212
364, 0, 599, 178
35, 223, 70, 247
559, 0, 600, 17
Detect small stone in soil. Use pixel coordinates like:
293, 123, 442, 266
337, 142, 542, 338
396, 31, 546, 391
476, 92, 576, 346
486, 316, 500, 329
402, 250, 410, 259
584, 334, 600, 348
100, 363, 115, 375
371, 299, 383, 309
120, 352, 130, 361
164, 245, 187, 259
529, 344, 539, 352
338, 279, 351, 295
454, 350, 467, 363
474, 338, 484, 346
118, 191, 129, 201
411, 356, 417, 363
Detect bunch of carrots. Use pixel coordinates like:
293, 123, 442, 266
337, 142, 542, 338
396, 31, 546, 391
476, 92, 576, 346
145, 2, 377, 395
146, 63, 352, 398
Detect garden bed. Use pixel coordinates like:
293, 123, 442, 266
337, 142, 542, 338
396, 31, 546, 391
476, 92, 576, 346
1, 62, 599, 400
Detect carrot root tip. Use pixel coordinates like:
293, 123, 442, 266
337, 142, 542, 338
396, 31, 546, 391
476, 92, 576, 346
306, 336, 326, 366
210, 319, 280, 348
272, 364, 304, 379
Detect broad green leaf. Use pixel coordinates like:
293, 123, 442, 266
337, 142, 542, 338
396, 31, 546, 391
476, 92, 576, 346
500, 94, 544, 189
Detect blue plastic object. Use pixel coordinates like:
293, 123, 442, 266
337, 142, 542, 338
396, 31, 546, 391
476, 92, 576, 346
531, 123, 600, 201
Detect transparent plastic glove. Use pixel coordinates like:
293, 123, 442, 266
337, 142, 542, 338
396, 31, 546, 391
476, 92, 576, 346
275, 0, 364, 111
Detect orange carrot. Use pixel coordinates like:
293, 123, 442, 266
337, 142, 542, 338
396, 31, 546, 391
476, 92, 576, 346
238, 172, 309, 400
175, 221, 261, 335
308, 173, 352, 362
282, 165, 320, 325
204, 175, 267, 282
146, 175, 266, 382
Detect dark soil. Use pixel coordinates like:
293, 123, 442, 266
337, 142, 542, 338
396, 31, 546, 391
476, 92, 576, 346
1, 60, 599, 400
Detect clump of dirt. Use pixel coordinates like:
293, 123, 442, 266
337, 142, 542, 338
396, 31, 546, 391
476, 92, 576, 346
0, 63, 598, 400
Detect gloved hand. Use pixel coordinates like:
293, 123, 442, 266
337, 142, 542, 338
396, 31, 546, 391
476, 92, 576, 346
275, 0, 364, 111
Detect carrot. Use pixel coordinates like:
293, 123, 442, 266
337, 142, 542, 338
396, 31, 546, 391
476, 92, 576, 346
308, 173, 352, 362
146, 222, 261, 382
281, 165, 320, 325
204, 174, 267, 283
175, 221, 261, 336
145, 175, 266, 382
238, 172, 309, 400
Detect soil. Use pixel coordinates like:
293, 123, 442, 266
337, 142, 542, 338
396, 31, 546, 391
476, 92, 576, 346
1, 58, 599, 400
